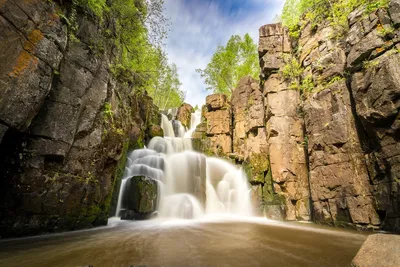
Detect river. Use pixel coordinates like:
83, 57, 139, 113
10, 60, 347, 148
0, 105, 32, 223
0, 217, 367, 267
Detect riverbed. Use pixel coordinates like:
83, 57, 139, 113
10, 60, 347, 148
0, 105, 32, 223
0, 217, 368, 267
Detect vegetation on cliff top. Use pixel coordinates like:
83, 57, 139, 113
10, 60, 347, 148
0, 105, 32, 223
282, 0, 390, 38
74, 0, 184, 109
196, 34, 259, 96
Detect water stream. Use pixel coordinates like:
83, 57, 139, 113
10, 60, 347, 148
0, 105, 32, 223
116, 111, 252, 220
0, 218, 368, 267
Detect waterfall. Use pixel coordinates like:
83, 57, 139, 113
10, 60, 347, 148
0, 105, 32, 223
184, 110, 201, 138
115, 110, 253, 219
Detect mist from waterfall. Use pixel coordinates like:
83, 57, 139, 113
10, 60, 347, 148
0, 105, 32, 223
116, 110, 252, 220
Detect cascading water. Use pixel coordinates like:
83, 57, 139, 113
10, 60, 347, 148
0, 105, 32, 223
116, 110, 252, 219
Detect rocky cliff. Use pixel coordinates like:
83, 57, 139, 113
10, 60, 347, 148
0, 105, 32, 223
0, 0, 161, 237
194, 1, 400, 231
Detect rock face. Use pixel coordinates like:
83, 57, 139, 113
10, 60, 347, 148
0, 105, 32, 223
352, 234, 400, 267
231, 76, 273, 216
304, 81, 378, 226
295, 13, 383, 227
201, 94, 232, 155
176, 103, 194, 129
259, 23, 291, 78
0, 0, 160, 237
346, 4, 400, 230
261, 24, 310, 221
195, 2, 400, 231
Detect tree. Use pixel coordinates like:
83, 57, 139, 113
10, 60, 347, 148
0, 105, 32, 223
149, 63, 184, 109
196, 33, 259, 96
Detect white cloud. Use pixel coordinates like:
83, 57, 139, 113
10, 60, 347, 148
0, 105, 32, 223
164, 0, 285, 107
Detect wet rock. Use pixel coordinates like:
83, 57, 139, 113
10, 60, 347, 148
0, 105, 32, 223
120, 210, 136, 220
176, 103, 194, 128
147, 125, 164, 139
264, 205, 285, 221
352, 234, 400, 267
122, 176, 158, 214
30, 100, 80, 147
0, 22, 54, 130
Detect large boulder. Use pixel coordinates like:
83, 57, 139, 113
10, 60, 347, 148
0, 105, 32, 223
352, 234, 400, 267
122, 176, 158, 215
176, 103, 194, 128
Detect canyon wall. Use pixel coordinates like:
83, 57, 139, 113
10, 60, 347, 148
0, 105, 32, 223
0, 0, 161, 237
194, 2, 400, 231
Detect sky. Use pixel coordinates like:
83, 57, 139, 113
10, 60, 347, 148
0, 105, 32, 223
163, 0, 285, 107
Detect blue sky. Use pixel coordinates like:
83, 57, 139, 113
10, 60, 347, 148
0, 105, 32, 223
164, 0, 285, 107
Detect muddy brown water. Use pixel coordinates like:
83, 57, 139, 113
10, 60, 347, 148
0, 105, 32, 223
0, 217, 368, 267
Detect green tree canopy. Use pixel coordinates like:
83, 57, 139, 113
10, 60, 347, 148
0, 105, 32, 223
282, 0, 389, 37
196, 33, 259, 96
151, 63, 184, 109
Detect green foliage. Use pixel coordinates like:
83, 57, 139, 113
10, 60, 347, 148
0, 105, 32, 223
196, 34, 259, 96
76, 0, 108, 17
300, 75, 315, 93
103, 102, 114, 123
74, 0, 184, 109
282, 0, 390, 38
377, 23, 395, 37
327, 76, 344, 85
282, 55, 303, 80
363, 59, 380, 68
281, 54, 304, 90
150, 63, 185, 109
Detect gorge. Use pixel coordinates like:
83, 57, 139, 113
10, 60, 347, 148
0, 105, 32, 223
0, 0, 400, 266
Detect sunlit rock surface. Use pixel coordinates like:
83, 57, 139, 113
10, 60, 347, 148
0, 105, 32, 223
352, 234, 400, 267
